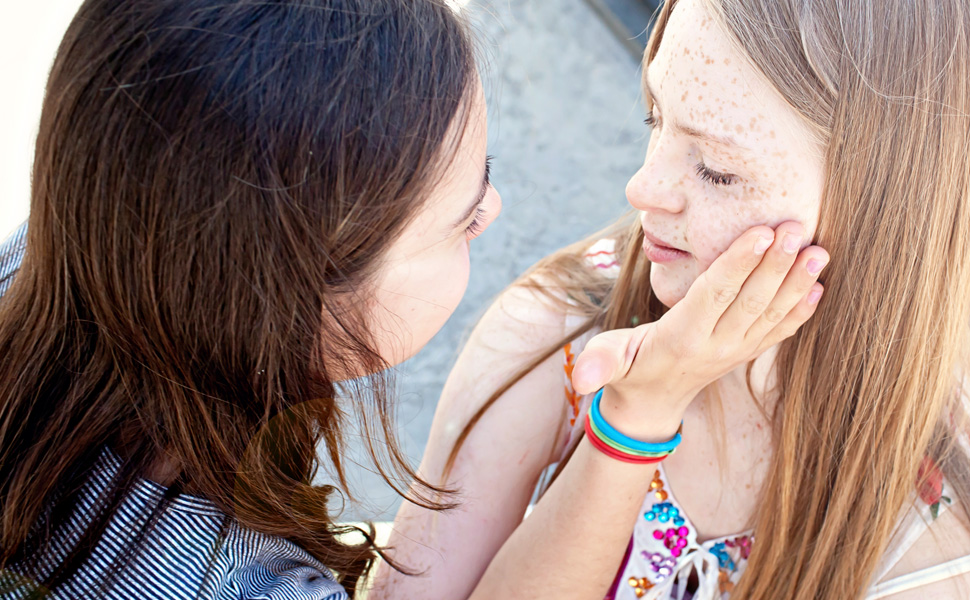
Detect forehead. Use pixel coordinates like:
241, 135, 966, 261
646, 0, 814, 160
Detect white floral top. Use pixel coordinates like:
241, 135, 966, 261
611, 464, 751, 599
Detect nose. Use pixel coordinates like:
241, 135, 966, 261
625, 143, 686, 214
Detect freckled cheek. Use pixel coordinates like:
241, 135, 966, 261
748, 170, 822, 235
688, 223, 742, 270
686, 190, 776, 269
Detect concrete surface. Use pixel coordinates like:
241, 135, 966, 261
334, 0, 649, 521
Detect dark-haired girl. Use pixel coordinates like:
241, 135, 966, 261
0, 1, 497, 597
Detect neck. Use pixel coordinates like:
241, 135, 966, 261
711, 344, 782, 414
114, 429, 183, 488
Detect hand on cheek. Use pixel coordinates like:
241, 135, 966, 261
573, 221, 828, 440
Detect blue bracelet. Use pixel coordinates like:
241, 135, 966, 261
589, 388, 682, 453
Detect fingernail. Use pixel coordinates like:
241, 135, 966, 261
807, 258, 827, 276
783, 234, 802, 254
808, 288, 823, 305
754, 236, 773, 255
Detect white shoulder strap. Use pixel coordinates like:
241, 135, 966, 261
866, 554, 970, 598
870, 502, 936, 585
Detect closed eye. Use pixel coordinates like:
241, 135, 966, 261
465, 206, 488, 237
464, 156, 493, 238
695, 162, 737, 186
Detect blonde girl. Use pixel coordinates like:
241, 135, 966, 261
375, 0, 970, 598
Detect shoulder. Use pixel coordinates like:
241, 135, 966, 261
123, 453, 348, 600
151, 514, 347, 600
136, 462, 347, 600
220, 521, 348, 600
0, 222, 27, 297
475, 236, 619, 348
53, 451, 348, 600
436, 278, 586, 446
458, 236, 619, 366
870, 508, 970, 599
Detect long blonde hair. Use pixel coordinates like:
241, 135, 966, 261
449, 0, 970, 597
701, 0, 970, 596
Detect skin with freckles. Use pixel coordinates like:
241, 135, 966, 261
626, 0, 824, 307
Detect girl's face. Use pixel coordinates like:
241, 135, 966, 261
627, 0, 825, 307
368, 81, 501, 366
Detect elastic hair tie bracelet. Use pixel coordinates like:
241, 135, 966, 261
587, 416, 669, 458
584, 388, 683, 463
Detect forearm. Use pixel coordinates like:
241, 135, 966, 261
469, 437, 655, 600
371, 486, 534, 600
369, 338, 569, 600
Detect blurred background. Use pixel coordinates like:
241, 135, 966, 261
0, 0, 658, 520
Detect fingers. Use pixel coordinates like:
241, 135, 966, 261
679, 226, 776, 335
756, 281, 824, 351
571, 326, 650, 395
572, 221, 829, 400
713, 222, 822, 337
742, 241, 828, 344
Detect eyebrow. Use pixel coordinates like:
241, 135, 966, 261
451, 155, 492, 230
644, 75, 753, 152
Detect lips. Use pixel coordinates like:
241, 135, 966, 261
641, 229, 689, 263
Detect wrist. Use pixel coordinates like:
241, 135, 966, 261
598, 385, 686, 443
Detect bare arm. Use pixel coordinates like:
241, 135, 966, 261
371, 283, 581, 600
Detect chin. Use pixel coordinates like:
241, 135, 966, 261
649, 267, 689, 309
378, 315, 451, 368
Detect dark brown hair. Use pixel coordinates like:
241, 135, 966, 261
0, 0, 476, 595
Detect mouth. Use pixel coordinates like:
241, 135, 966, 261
642, 230, 690, 263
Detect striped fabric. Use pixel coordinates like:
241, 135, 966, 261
0, 222, 26, 297
0, 224, 348, 600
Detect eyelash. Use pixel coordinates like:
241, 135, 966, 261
465, 206, 487, 237
465, 156, 493, 236
695, 162, 737, 186
644, 114, 737, 187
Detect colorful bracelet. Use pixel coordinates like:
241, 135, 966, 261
587, 415, 669, 457
584, 388, 682, 463
584, 417, 667, 464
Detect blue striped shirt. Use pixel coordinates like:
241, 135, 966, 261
0, 222, 26, 298
1, 224, 348, 600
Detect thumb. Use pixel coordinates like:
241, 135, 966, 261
571, 326, 647, 395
